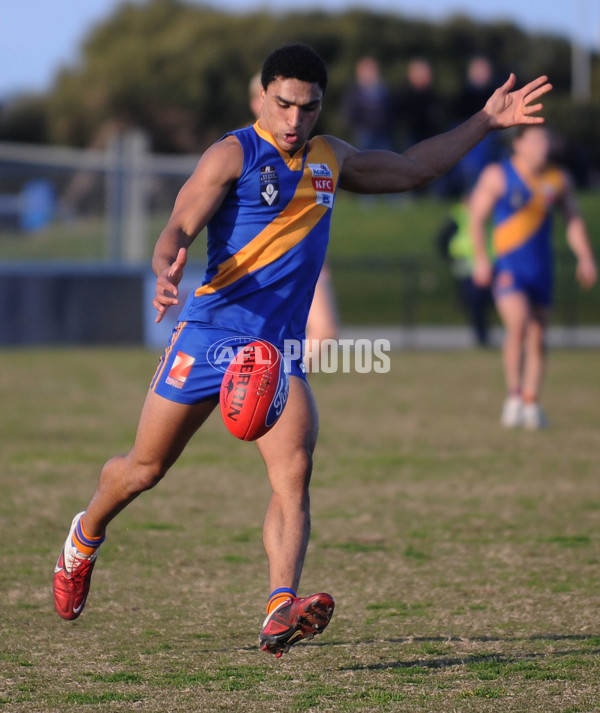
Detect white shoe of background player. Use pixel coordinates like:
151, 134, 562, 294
522, 402, 548, 430
500, 395, 523, 428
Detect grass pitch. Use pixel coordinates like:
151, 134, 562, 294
1, 347, 600, 712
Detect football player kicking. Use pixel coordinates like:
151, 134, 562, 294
54, 43, 552, 657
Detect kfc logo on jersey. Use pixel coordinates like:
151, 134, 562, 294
308, 163, 335, 208
312, 177, 334, 192
166, 351, 195, 389
260, 165, 279, 206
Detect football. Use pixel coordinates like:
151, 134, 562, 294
219, 340, 289, 441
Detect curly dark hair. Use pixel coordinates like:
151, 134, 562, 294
261, 43, 328, 94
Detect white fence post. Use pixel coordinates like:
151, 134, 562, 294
105, 129, 150, 263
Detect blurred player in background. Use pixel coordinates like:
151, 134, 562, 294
53, 43, 552, 657
470, 125, 597, 428
248, 72, 264, 122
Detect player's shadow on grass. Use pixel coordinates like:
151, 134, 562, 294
224, 633, 599, 656
330, 634, 600, 672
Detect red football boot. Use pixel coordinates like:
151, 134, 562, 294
259, 592, 335, 658
53, 512, 98, 620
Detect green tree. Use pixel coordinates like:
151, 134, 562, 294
1, 0, 596, 177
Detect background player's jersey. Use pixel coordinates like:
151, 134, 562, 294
492, 157, 565, 274
180, 122, 340, 346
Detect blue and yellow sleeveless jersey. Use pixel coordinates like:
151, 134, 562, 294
179, 122, 340, 346
491, 158, 565, 305
493, 158, 565, 270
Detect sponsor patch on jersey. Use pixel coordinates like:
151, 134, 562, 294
260, 165, 279, 206
166, 351, 195, 389
308, 163, 332, 178
541, 182, 560, 206
308, 163, 335, 208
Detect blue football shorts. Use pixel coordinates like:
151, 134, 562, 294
493, 263, 553, 308
150, 321, 306, 405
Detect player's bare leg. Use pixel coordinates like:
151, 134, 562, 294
256, 376, 318, 592
496, 291, 529, 393
305, 266, 339, 374
306, 266, 339, 344
496, 291, 529, 426
54, 391, 216, 619
522, 306, 549, 402
256, 376, 334, 656
83, 391, 217, 535
521, 305, 550, 428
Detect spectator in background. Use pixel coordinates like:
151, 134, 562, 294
450, 57, 503, 195
341, 56, 394, 151
456, 56, 497, 119
436, 198, 493, 346
396, 58, 442, 147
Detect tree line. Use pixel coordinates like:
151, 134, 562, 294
1, 0, 598, 181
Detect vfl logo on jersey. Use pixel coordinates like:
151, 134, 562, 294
166, 351, 195, 389
509, 189, 527, 210
308, 163, 335, 208
260, 165, 279, 206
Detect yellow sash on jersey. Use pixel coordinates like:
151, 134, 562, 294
493, 163, 564, 257
195, 133, 338, 297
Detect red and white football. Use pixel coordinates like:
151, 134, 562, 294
219, 340, 289, 441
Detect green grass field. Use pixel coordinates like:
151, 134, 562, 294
1, 347, 600, 712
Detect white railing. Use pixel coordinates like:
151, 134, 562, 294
0, 132, 199, 262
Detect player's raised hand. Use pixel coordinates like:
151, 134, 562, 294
153, 247, 188, 323
483, 74, 553, 130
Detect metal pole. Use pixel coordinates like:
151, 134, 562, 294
572, 0, 592, 101
123, 129, 150, 264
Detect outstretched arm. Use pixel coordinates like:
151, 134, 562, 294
152, 137, 242, 323
335, 74, 552, 194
